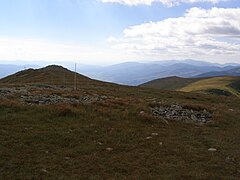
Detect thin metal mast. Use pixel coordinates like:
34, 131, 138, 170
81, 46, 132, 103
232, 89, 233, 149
74, 63, 77, 91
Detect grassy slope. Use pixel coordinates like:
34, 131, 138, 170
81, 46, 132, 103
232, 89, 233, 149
0, 65, 100, 87
140, 76, 201, 90
0, 82, 240, 179
141, 76, 240, 98
180, 76, 240, 98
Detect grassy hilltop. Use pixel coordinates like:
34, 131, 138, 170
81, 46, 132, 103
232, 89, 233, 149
141, 76, 240, 98
0, 66, 240, 179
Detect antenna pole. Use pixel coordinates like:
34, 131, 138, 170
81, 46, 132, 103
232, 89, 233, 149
74, 63, 77, 91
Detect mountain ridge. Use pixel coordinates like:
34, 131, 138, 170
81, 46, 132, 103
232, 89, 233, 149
0, 65, 94, 86
195, 67, 240, 78
140, 76, 240, 97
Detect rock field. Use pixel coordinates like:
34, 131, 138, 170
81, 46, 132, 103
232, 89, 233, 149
0, 85, 213, 123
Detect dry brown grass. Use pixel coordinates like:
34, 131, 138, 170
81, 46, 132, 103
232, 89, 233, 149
0, 82, 239, 179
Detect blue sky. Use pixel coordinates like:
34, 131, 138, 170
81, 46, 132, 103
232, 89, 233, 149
0, 0, 239, 64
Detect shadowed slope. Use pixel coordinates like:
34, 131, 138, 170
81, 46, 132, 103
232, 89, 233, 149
140, 76, 201, 90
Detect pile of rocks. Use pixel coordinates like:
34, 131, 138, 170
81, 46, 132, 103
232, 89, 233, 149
80, 95, 108, 104
0, 89, 12, 97
0, 86, 108, 105
151, 104, 212, 123
20, 94, 79, 105
0, 87, 28, 97
20, 94, 108, 105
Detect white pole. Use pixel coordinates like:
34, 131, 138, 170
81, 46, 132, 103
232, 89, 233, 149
74, 63, 77, 91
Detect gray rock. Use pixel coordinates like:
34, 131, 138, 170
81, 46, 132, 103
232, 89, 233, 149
150, 104, 212, 123
191, 114, 198, 121
106, 147, 113, 151
208, 148, 217, 152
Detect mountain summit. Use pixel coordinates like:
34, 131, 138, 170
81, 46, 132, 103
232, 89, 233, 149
0, 65, 93, 86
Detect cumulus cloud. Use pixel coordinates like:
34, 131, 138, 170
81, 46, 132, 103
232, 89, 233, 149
107, 7, 240, 61
100, 0, 231, 7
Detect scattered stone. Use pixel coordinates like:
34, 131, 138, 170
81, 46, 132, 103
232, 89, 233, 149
98, 142, 103, 145
139, 111, 145, 115
146, 136, 152, 140
41, 169, 49, 173
225, 156, 235, 162
64, 157, 70, 160
151, 133, 158, 136
106, 147, 113, 151
190, 114, 198, 121
99, 95, 108, 100
159, 142, 163, 146
208, 148, 217, 152
80, 95, 99, 104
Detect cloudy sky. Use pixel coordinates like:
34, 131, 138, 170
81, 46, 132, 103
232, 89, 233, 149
0, 0, 239, 64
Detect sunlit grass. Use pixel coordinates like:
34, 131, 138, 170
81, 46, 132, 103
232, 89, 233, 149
180, 76, 240, 97
0, 84, 240, 179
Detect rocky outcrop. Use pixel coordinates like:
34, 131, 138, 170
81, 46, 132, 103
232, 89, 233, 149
151, 104, 212, 123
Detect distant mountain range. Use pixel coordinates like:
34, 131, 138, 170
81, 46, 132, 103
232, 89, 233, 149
1, 60, 240, 85
195, 67, 240, 78
78, 60, 240, 85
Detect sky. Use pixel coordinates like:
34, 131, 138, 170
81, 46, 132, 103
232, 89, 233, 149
0, 0, 239, 65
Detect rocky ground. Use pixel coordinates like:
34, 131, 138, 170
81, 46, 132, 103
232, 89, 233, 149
0, 85, 108, 105
0, 85, 213, 124
150, 104, 213, 124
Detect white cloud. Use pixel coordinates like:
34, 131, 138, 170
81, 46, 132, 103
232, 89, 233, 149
100, 0, 231, 7
0, 38, 125, 65
108, 7, 240, 62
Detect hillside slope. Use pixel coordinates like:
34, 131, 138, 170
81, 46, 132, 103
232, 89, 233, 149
140, 76, 201, 90
0, 66, 240, 179
1, 73, 240, 179
0, 65, 97, 87
180, 76, 240, 97
141, 76, 240, 97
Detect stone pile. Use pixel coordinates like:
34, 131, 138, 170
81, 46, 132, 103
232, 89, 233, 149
0, 87, 28, 97
151, 104, 212, 123
0, 87, 108, 105
20, 94, 108, 105
0, 89, 12, 97
20, 94, 79, 105
80, 95, 107, 104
